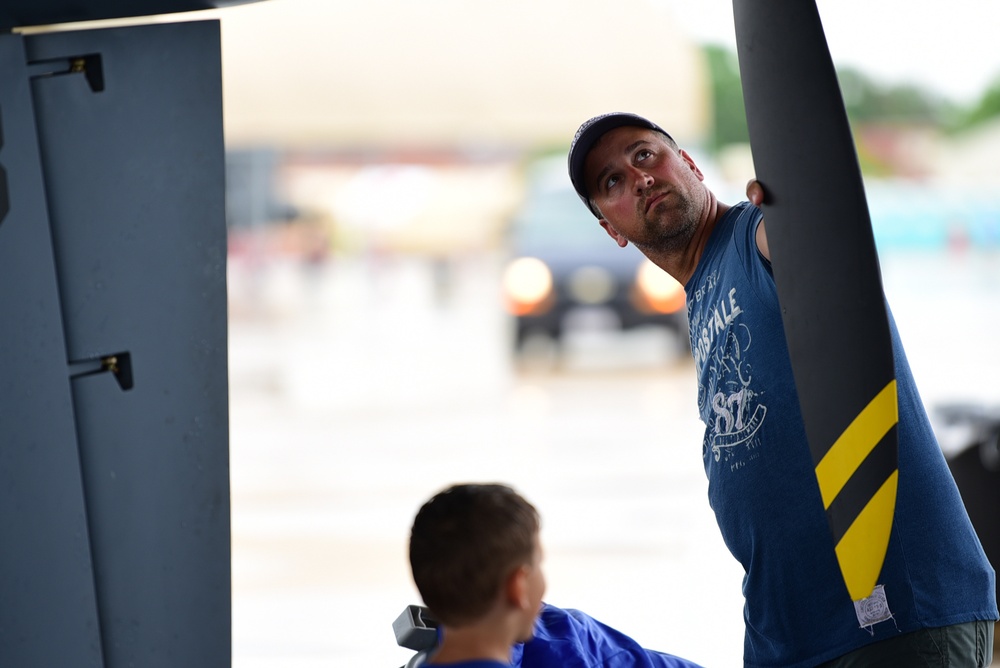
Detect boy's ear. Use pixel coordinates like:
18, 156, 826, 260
504, 565, 529, 610
599, 219, 628, 248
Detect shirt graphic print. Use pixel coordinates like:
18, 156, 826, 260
689, 270, 767, 471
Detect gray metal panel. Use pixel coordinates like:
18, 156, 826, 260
0, 33, 104, 667
26, 21, 231, 667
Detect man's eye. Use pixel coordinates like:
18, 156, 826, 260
605, 175, 620, 190
636, 149, 652, 162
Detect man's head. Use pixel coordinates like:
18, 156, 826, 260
567, 112, 708, 258
568, 112, 675, 218
409, 483, 545, 640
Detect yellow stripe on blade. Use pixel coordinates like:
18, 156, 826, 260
835, 470, 899, 601
815, 380, 898, 509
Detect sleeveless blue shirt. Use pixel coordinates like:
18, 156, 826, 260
684, 202, 997, 667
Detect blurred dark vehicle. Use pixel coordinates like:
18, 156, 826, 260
502, 158, 687, 351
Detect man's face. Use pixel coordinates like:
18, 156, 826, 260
515, 535, 546, 643
582, 126, 706, 255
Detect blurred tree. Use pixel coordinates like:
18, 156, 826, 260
703, 46, 959, 154
704, 45, 749, 152
949, 75, 1000, 132
836, 67, 952, 125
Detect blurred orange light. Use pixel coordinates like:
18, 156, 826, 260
502, 257, 553, 315
634, 260, 685, 314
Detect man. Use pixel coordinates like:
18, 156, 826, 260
567, 112, 998, 667
408, 483, 705, 667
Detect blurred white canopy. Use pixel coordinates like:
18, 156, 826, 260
186, 0, 709, 149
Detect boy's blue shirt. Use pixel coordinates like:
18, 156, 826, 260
511, 603, 704, 668
426, 661, 510, 668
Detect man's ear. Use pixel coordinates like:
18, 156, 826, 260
599, 220, 628, 248
504, 565, 529, 610
679, 149, 705, 182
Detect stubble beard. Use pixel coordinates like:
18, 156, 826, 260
629, 190, 700, 256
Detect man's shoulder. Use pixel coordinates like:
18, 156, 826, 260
699, 200, 760, 264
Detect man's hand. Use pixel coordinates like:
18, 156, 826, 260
746, 179, 770, 261
746, 179, 765, 207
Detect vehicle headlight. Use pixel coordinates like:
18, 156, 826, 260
633, 260, 685, 314
568, 265, 615, 305
502, 257, 554, 315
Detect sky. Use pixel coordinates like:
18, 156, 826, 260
658, 0, 1000, 104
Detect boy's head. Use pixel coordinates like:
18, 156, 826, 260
409, 483, 545, 641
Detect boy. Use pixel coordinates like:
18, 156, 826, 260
408, 483, 704, 667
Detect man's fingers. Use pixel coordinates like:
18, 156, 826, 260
746, 179, 765, 206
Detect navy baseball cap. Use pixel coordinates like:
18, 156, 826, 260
568, 112, 673, 218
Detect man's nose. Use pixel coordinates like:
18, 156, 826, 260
631, 169, 653, 193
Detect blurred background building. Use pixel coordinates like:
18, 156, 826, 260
202, 0, 1000, 279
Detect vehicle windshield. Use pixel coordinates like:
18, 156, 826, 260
511, 187, 609, 252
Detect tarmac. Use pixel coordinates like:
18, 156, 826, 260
227, 250, 1000, 667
